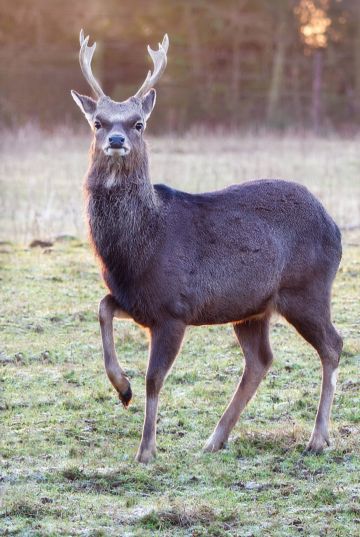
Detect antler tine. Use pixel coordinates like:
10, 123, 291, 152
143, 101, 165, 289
80, 28, 85, 46
134, 34, 169, 98
78, 29, 105, 99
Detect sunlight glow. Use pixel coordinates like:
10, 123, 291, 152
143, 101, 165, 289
295, 0, 331, 48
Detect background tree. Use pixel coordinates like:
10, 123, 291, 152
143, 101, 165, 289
0, 0, 359, 132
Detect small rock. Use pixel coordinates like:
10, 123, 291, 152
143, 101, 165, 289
29, 239, 53, 248
55, 235, 78, 242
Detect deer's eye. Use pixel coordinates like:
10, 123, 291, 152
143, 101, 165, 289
135, 121, 143, 131
94, 120, 102, 130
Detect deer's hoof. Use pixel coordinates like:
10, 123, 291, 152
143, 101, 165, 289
304, 429, 330, 454
118, 383, 132, 408
203, 432, 227, 453
135, 445, 156, 464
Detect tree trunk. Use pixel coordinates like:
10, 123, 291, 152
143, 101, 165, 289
183, 5, 202, 111
231, 30, 241, 126
354, 2, 360, 119
266, 14, 287, 125
291, 60, 302, 126
311, 49, 323, 133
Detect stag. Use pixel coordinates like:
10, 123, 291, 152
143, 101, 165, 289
71, 31, 342, 463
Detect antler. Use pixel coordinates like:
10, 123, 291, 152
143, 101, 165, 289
134, 34, 169, 98
79, 29, 105, 99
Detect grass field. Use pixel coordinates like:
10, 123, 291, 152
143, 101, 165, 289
0, 131, 359, 536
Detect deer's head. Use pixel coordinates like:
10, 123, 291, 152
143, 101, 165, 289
71, 30, 168, 158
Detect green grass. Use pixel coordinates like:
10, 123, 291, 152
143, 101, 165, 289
0, 232, 359, 536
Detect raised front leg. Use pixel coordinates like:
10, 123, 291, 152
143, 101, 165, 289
98, 294, 132, 407
136, 320, 185, 464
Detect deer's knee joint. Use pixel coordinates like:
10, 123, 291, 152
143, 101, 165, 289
321, 329, 343, 368
323, 348, 341, 369
333, 332, 343, 360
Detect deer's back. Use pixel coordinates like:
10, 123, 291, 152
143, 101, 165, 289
156, 179, 341, 270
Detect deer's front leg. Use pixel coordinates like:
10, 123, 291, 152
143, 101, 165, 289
99, 294, 132, 407
136, 321, 185, 464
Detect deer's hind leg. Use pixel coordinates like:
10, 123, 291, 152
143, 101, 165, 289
278, 286, 343, 453
204, 314, 273, 452
99, 294, 132, 407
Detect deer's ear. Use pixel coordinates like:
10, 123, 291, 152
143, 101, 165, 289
141, 89, 156, 119
71, 90, 97, 123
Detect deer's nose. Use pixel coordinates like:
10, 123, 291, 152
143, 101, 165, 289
109, 134, 125, 148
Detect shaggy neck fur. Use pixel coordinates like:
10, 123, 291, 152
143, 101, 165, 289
85, 141, 161, 278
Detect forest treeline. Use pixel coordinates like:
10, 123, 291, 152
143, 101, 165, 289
1, 0, 360, 132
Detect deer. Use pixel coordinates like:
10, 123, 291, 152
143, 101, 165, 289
71, 30, 343, 464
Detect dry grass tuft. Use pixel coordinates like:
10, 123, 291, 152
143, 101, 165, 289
139, 502, 223, 530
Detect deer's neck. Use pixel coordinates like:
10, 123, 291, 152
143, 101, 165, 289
85, 146, 161, 277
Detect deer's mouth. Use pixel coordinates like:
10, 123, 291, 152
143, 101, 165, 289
104, 146, 130, 157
